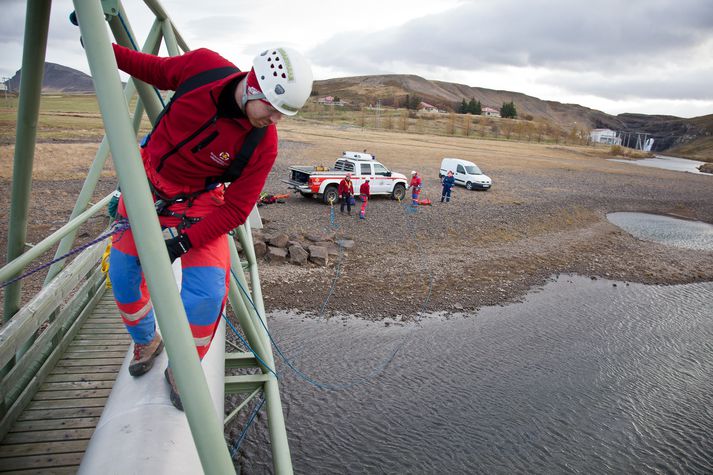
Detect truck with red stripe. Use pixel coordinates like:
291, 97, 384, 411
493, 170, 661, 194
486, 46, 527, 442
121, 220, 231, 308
283, 151, 409, 204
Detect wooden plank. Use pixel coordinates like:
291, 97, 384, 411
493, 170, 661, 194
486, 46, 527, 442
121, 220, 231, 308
67, 344, 128, 352
44, 373, 118, 383
69, 333, 128, 340
2, 428, 94, 445
67, 339, 130, 346
9, 417, 100, 432
55, 357, 124, 367
0, 274, 106, 441
0, 242, 105, 370
17, 406, 104, 421
28, 397, 107, 411
0, 270, 106, 406
63, 351, 126, 359
49, 365, 121, 375
2, 467, 78, 475
38, 380, 114, 391
0, 451, 83, 471
33, 388, 112, 400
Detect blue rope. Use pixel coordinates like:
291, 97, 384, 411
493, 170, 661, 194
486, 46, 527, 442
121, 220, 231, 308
0, 220, 130, 290
222, 313, 277, 377
229, 395, 265, 458
117, 12, 166, 108
229, 269, 404, 391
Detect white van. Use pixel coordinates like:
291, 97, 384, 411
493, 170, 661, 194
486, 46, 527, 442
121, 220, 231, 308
439, 158, 492, 190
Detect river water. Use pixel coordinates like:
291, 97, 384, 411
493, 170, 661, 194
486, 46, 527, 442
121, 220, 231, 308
238, 275, 713, 474
236, 214, 713, 474
607, 155, 706, 174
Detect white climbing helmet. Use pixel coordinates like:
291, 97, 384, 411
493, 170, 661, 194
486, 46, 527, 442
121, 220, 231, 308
252, 47, 313, 116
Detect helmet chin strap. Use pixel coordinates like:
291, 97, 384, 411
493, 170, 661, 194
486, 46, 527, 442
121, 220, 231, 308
241, 89, 266, 110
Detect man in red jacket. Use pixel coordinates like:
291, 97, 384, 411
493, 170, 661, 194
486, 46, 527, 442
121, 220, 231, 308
338, 173, 355, 214
408, 170, 422, 206
108, 44, 313, 410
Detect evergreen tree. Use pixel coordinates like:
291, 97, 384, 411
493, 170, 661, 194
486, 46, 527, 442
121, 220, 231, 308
458, 99, 468, 114
500, 101, 517, 118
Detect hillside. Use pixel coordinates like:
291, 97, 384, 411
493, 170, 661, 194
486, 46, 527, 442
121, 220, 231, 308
5, 62, 95, 93
3, 63, 711, 158
314, 75, 712, 158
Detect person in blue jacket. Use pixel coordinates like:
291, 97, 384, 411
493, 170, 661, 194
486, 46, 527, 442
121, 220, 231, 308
441, 170, 455, 203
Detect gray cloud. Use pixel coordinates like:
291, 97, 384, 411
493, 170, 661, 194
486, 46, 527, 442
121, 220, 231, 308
310, 0, 713, 74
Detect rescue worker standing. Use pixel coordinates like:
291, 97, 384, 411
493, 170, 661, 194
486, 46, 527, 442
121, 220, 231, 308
338, 173, 355, 214
407, 170, 422, 206
108, 44, 313, 410
359, 179, 370, 219
441, 170, 455, 203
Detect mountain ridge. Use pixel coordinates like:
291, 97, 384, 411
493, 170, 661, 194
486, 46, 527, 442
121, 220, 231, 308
4, 63, 711, 158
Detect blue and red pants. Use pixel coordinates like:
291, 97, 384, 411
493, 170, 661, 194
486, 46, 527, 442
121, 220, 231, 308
109, 192, 229, 359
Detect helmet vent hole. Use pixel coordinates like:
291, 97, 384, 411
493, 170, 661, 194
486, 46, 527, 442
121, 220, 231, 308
281, 73, 286, 78
273, 72, 278, 77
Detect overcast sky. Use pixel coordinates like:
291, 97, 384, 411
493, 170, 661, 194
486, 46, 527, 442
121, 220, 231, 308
1, 0, 712, 118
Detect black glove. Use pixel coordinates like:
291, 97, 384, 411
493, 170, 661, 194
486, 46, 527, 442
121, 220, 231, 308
165, 233, 192, 263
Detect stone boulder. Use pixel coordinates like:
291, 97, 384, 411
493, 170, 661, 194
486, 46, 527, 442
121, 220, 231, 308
288, 244, 309, 265
267, 233, 290, 248
253, 240, 267, 258
308, 245, 329, 266
267, 246, 288, 263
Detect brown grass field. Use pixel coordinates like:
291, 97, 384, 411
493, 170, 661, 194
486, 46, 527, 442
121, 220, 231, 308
1, 96, 713, 318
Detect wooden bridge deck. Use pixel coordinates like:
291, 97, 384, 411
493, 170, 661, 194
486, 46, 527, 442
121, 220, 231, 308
0, 291, 128, 474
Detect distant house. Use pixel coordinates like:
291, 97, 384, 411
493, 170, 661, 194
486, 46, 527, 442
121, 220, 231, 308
482, 106, 500, 118
590, 128, 621, 145
317, 96, 346, 106
418, 101, 441, 113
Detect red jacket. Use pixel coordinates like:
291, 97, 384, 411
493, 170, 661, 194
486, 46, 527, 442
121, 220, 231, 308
338, 178, 354, 195
359, 181, 370, 197
112, 44, 278, 248
410, 175, 422, 190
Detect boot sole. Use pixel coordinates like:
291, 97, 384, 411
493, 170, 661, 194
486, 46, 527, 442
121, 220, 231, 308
164, 368, 184, 411
128, 341, 164, 377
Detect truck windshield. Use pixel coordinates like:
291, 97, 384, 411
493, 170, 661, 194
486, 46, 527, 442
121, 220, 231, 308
465, 165, 482, 175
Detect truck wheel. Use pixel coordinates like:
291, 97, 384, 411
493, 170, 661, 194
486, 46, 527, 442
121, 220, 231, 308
392, 183, 406, 201
323, 185, 339, 204
466, 181, 474, 190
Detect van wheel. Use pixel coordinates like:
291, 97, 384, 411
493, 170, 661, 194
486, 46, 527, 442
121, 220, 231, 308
323, 185, 339, 204
438, 173, 443, 179
466, 181, 474, 190
392, 183, 406, 201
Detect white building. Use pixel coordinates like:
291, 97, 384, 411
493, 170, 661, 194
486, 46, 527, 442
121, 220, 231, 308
590, 128, 622, 145
482, 106, 500, 118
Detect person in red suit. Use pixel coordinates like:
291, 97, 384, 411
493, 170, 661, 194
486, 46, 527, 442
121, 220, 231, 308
108, 44, 313, 410
359, 179, 370, 219
408, 170, 422, 206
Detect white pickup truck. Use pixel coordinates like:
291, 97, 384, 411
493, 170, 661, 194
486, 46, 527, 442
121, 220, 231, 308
283, 151, 408, 204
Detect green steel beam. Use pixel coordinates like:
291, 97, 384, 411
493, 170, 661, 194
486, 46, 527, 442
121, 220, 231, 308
108, 8, 164, 124
225, 352, 258, 369
234, 225, 293, 474
143, 0, 190, 52
224, 373, 272, 394
43, 79, 139, 285
161, 19, 180, 57
3, 0, 52, 323
72, 2, 235, 474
